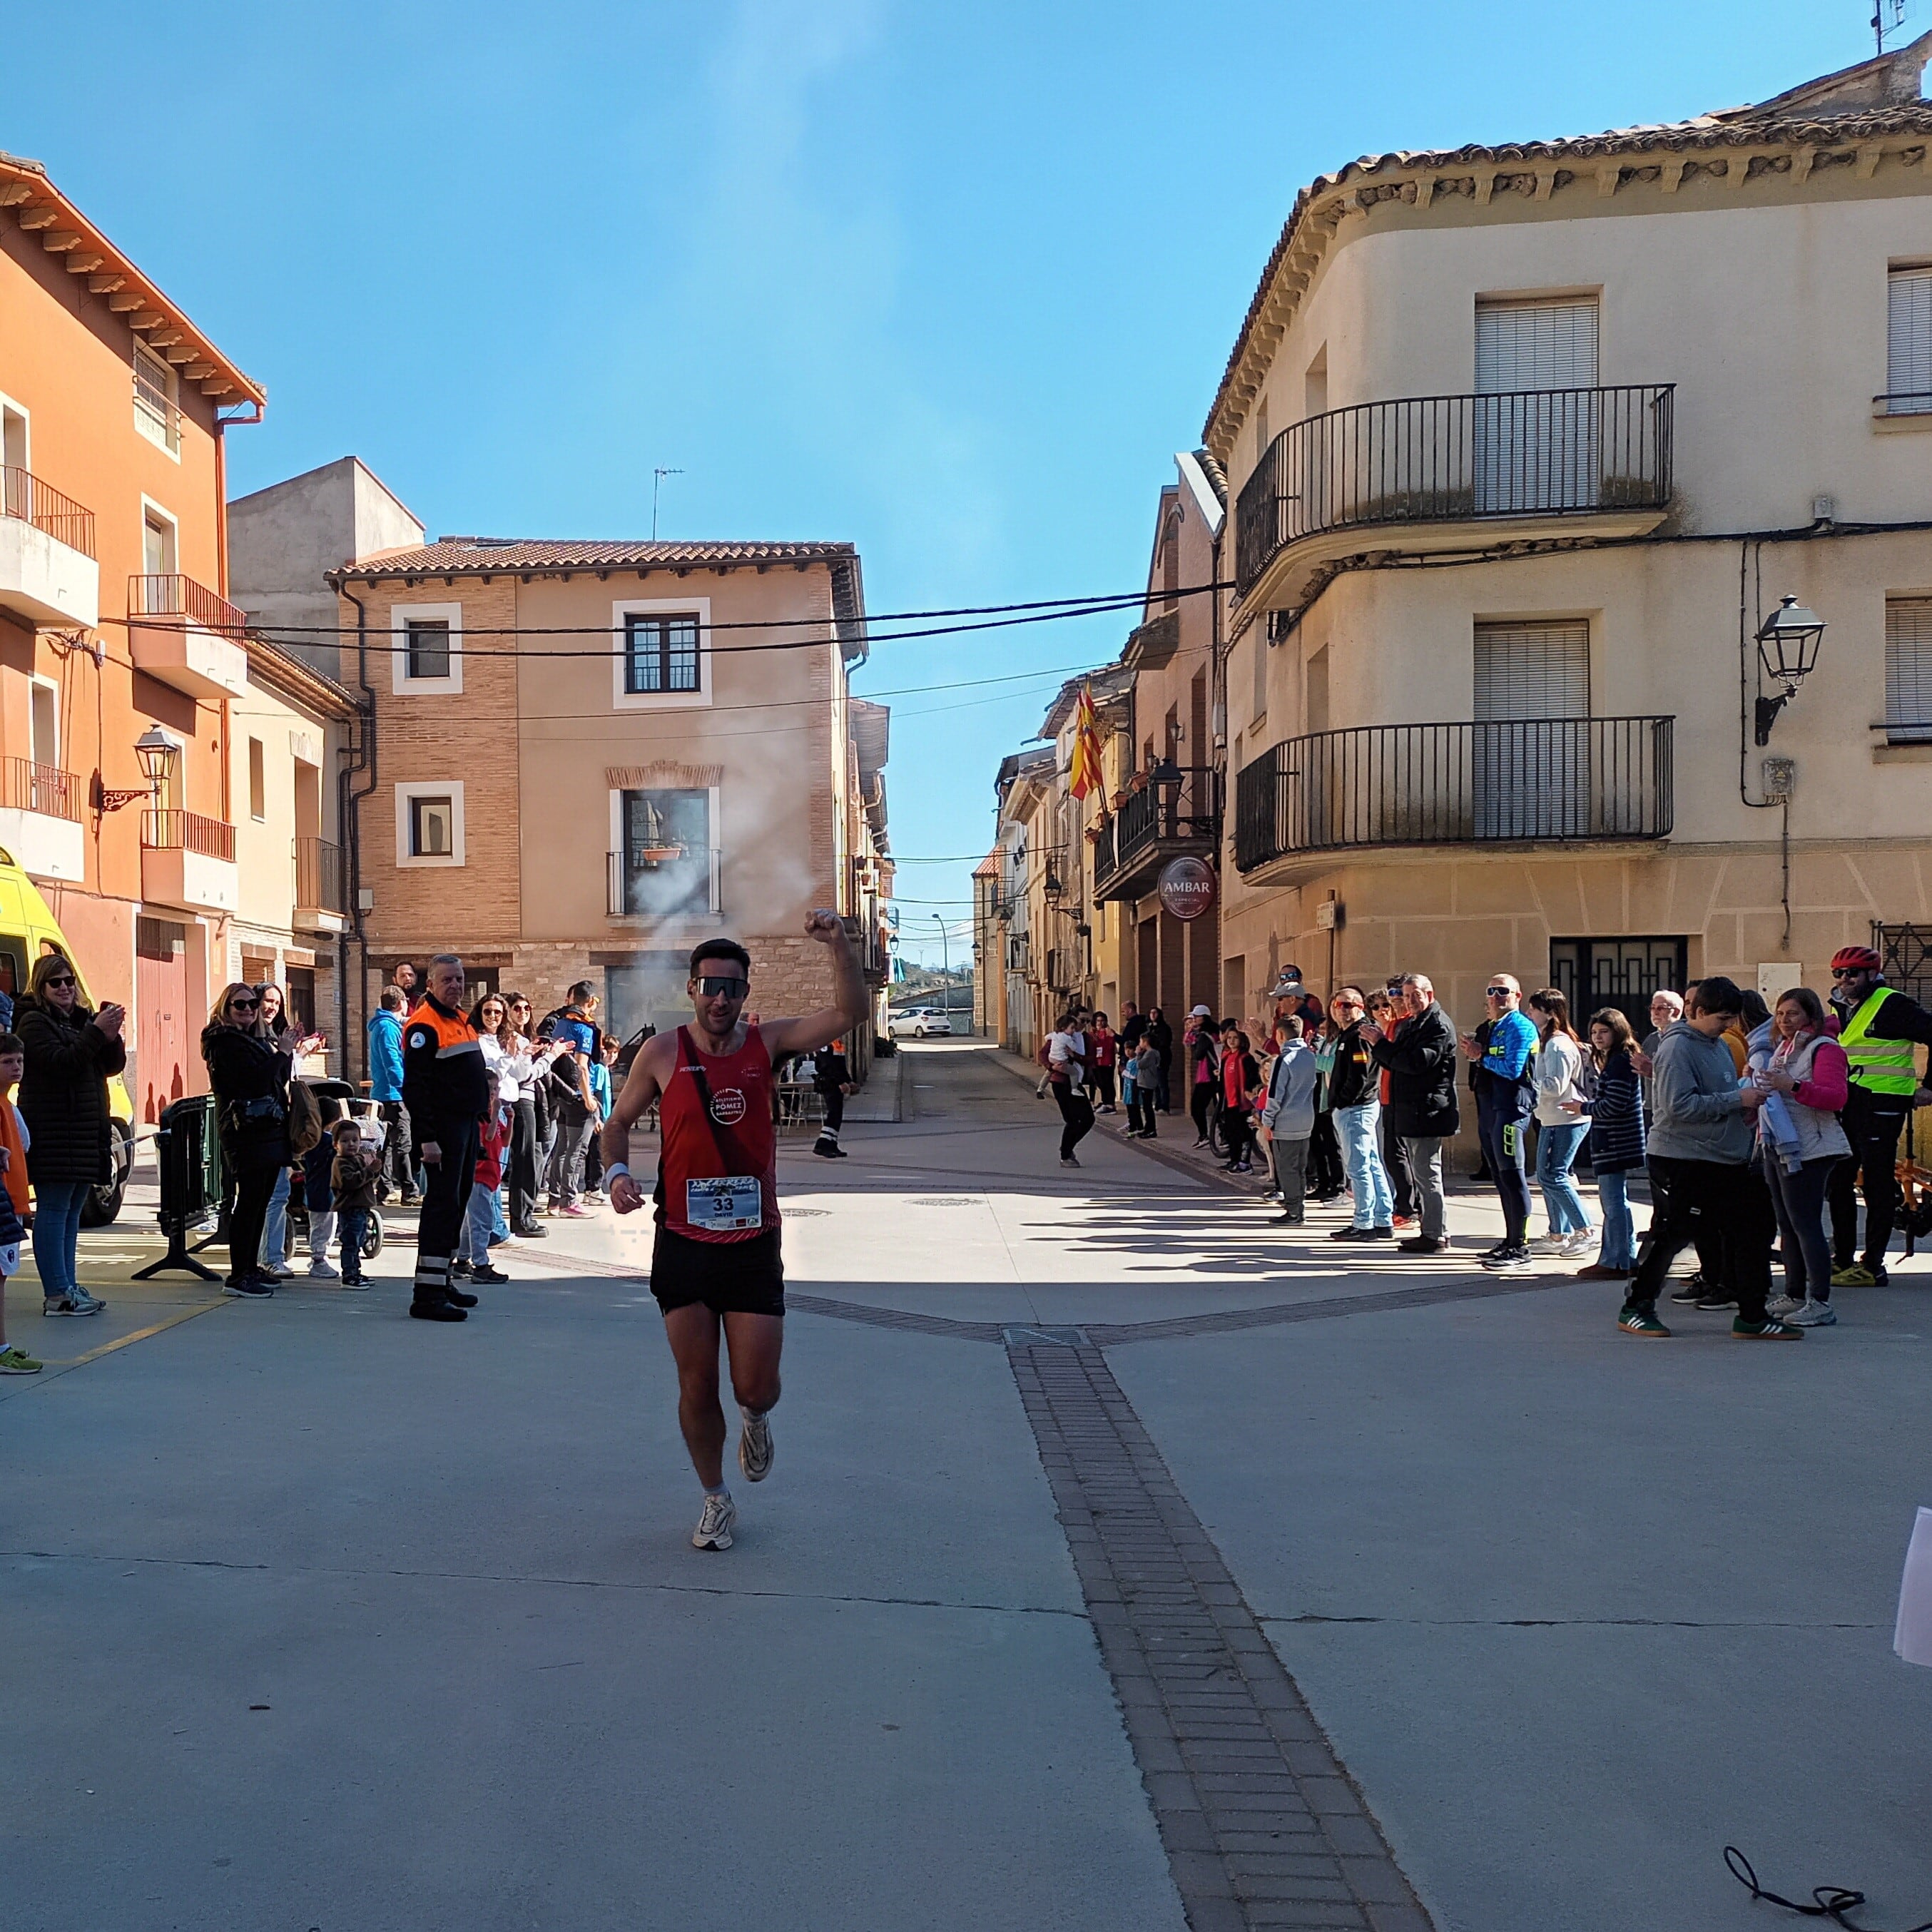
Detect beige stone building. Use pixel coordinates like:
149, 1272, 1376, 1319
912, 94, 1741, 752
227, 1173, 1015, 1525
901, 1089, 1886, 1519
293, 531, 893, 1074
1203, 34, 1932, 1047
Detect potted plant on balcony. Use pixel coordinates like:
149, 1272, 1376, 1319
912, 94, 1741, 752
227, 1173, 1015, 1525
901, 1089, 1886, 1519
629, 798, 686, 869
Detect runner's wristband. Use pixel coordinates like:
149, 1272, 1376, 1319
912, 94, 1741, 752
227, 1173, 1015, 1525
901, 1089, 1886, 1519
604, 1162, 630, 1182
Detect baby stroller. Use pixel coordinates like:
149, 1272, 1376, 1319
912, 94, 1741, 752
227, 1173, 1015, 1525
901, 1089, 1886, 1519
286, 1079, 385, 1263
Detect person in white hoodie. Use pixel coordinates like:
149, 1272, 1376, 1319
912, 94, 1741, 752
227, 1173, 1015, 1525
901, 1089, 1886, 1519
1527, 987, 1594, 1259
1258, 1015, 1320, 1225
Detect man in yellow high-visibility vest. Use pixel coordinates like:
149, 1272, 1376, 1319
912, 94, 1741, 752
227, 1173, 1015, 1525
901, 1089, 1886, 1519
1826, 946, 1932, 1288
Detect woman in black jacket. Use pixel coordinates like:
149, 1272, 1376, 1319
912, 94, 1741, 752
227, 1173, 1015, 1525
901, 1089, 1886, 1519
16, 952, 127, 1316
1145, 1007, 1174, 1113
201, 982, 291, 1296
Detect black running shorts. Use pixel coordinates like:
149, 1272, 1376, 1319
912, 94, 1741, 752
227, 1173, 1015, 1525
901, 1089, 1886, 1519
649, 1225, 785, 1318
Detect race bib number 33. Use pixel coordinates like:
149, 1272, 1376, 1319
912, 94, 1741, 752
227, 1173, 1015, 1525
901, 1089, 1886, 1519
686, 1176, 763, 1232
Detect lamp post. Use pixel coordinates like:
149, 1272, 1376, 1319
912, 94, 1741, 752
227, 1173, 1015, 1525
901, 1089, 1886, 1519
98, 724, 183, 815
931, 912, 950, 1025
1754, 595, 1826, 745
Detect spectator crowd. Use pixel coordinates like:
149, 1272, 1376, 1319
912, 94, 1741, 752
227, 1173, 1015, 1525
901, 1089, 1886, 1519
1032, 947, 1932, 1340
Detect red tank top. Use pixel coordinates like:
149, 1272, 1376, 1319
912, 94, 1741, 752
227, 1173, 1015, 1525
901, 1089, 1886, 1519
658, 1024, 780, 1243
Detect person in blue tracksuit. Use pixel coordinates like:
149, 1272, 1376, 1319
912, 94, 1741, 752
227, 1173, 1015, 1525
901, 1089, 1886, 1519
366, 987, 416, 1204
1461, 972, 1539, 1269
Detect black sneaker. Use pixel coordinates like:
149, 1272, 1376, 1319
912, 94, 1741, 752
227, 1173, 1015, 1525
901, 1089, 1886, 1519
410, 1297, 466, 1322
469, 1265, 509, 1286
1480, 1244, 1532, 1271
451, 1260, 474, 1281
1329, 1226, 1383, 1243
1694, 1289, 1738, 1311
442, 1283, 480, 1308
512, 1223, 549, 1239
1399, 1235, 1448, 1254
1667, 1281, 1705, 1305
224, 1275, 275, 1298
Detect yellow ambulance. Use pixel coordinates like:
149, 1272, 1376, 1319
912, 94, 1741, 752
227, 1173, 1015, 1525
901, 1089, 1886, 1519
0, 851, 138, 1223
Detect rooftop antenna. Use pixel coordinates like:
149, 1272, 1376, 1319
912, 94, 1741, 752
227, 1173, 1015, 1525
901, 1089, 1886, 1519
651, 467, 683, 540
1875, 0, 1911, 54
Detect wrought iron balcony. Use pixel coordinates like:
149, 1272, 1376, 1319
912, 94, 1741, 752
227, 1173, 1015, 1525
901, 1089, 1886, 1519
1234, 716, 1674, 872
1092, 765, 1220, 903
0, 758, 82, 822
1234, 384, 1675, 598
607, 846, 723, 919
1, 467, 96, 558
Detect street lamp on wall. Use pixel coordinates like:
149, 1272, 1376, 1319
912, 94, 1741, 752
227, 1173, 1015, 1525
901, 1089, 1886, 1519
1754, 596, 1826, 745
98, 724, 183, 813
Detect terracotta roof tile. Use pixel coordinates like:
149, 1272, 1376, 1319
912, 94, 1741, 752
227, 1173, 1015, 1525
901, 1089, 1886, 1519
337, 537, 858, 580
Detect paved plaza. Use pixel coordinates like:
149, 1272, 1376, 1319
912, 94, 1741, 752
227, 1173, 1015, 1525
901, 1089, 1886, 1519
5, 1039, 1928, 1931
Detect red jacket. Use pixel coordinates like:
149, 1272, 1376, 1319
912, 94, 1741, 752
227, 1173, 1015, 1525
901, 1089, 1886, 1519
474, 1112, 509, 1190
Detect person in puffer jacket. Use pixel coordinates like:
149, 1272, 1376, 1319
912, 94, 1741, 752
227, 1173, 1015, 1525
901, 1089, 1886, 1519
1616, 977, 1799, 1341
1750, 985, 1851, 1328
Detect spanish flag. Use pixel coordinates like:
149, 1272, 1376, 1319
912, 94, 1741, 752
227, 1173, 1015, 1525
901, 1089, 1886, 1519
1069, 681, 1102, 800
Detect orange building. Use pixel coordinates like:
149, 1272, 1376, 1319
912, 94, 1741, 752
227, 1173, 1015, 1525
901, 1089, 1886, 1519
1, 147, 270, 1112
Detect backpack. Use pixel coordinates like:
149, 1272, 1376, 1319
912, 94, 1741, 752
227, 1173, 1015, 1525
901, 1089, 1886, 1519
286, 1077, 323, 1158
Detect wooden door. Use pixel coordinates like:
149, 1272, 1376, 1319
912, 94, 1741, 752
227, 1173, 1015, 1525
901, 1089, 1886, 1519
135, 917, 189, 1124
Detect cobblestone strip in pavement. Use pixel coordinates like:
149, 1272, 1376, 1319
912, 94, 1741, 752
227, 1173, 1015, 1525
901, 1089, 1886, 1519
1008, 1336, 1433, 1932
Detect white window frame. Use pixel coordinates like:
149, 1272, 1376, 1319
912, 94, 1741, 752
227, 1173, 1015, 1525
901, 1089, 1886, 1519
395, 780, 466, 868
391, 601, 464, 696
0, 390, 30, 472
1884, 263, 1932, 418
606, 783, 721, 912
611, 596, 713, 711
140, 495, 179, 579
28, 676, 59, 771
133, 342, 181, 460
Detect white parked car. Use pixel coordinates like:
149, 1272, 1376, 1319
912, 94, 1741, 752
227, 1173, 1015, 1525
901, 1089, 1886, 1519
888, 1007, 955, 1039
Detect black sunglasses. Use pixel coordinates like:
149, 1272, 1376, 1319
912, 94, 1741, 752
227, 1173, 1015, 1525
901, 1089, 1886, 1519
43, 974, 77, 989
696, 976, 749, 998
229, 996, 258, 1010
1831, 967, 1867, 979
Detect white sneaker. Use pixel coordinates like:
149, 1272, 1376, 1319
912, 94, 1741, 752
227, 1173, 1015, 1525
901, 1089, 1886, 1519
1784, 1298, 1838, 1327
307, 1260, 340, 1281
1560, 1229, 1595, 1258
1766, 1292, 1801, 1318
1531, 1234, 1569, 1255
738, 1410, 774, 1483
692, 1492, 737, 1550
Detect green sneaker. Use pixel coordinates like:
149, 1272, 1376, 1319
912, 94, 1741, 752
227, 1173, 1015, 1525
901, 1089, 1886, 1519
1617, 1306, 1671, 1337
0, 1344, 44, 1373
1732, 1316, 1804, 1340
1829, 1264, 1876, 1289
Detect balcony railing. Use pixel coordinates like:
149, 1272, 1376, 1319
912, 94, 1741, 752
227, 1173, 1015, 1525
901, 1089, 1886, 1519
607, 847, 722, 918
1, 467, 96, 558
1234, 716, 1674, 870
1235, 384, 1676, 594
1092, 765, 1220, 900
128, 572, 246, 634
0, 758, 83, 823
142, 807, 236, 864
295, 837, 344, 913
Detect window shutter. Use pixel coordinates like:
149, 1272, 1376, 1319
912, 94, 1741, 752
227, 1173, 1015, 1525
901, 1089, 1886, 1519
1475, 300, 1600, 392
1474, 620, 1590, 719
1888, 268, 1932, 405
1886, 599, 1932, 743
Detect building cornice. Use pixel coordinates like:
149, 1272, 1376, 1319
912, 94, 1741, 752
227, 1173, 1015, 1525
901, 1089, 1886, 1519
1203, 103, 1932, 467
245, 634, 359, 719
1, 151, 266, 405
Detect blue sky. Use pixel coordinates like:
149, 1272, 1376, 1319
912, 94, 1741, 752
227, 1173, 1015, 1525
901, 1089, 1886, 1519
9, 1, 1882, 961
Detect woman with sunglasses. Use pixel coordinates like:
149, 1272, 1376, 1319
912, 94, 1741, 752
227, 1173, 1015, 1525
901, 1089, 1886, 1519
201, 982, 293, 1296
500, 994, 549, 1237
15, 952, 126, 1317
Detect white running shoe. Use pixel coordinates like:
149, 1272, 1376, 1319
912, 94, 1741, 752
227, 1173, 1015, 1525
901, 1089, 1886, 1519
738, 1410, 774, 1483
1784, 1298, 1838, 1327
1766, 1292, 1801, 1318
1560, 1229, 1595, 1258
692, 1492, 737, 1550
1531, 1233, 1569, 1255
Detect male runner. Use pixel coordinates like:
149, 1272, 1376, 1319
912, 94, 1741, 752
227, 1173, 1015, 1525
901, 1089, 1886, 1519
402, 953, 489, 1323
602, 915, 867, 1550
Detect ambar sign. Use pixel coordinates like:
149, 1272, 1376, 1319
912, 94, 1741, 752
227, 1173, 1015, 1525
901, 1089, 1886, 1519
1156, 856, 1216, 922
